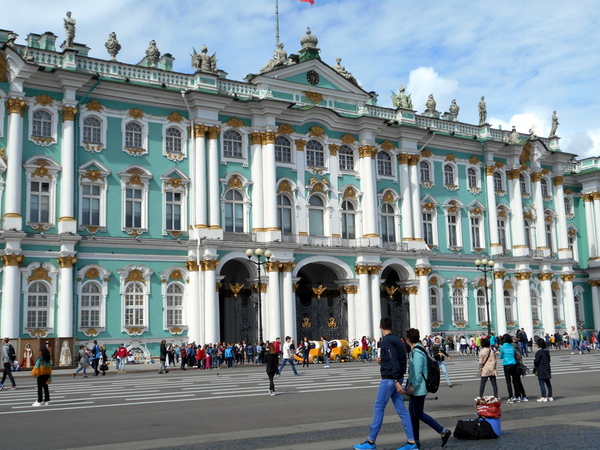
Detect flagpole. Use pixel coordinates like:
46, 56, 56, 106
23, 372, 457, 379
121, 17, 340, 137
275, 0, 280, 45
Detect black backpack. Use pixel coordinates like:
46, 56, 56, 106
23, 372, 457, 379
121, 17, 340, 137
454, 419, 498, 440
413, 346, 440, 393
7, 344, 16, 363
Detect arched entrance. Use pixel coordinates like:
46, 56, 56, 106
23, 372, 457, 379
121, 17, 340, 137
218, 259, 256, 343
295, 263, 347, 341
381, 266, 410, 337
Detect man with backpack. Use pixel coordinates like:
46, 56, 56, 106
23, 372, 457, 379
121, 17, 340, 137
0, 337, 18, 391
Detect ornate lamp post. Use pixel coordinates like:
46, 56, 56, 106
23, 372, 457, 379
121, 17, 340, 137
475, 257, 495, 337
246, 248, 272, 344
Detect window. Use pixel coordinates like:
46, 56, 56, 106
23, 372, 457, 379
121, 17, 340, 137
341, 200, 356, 239
420, 161, 432, 183
524, 220, 532, 249
166, 283, 184, 327
430, 287, 439, 322
306, 140, 325, 167
447, 213, 458, 247
545, 221, 554, 253
224, 189, 244, 232
80, 281, 101, 328
119, 167, 151, 233
471, 216, 482, 249
27, 282, 49, 328
277, 193, 293, 234
541, 178, 550, 198
381, 203, 396, 242
504, 290, 513, 322
552, 291, 561, 323
275, 136, 292, 163
477, 288, 486, 323
519, 174, 528, 196
452, 288, 465, 322
422, 212, 434, 246
32, 110, 52, 137
493, 171, 504, 192
377, 152, 392, 176
125, 122, 143, 149
498, 217, 508, 252
125, 187, 143, 228
165, 191, 182, 231
30, 181, 50, 223
124, 281, 145, 326
564, 197, 573, 216
531, 290, 540, 321
338, 145, 354, 171
443, 164, 455, 186
467, 167, 478, 189
568, 228, 578, 260
81, 183, 101, 226
165, 127, 182, 154
308, 195, 325, 236
223, 129, 243, 158
83, 117, 102, 143
574, 293, 583, 323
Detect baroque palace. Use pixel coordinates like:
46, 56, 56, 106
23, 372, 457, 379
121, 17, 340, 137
1, 24, 599, 358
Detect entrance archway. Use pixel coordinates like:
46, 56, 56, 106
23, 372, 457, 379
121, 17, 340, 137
381, 265, 410, 337
218, 259, 255, 343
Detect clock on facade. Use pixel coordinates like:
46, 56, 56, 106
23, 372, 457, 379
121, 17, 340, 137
306, 70, 320, 85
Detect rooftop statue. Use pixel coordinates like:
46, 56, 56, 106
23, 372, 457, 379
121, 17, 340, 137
105, 32, 121, 61
260, 42, 294, 73
145, 40, 160, 67
529, 126, 538, 141
449, 99, 460, 121
549, 111, 559, 137
424, 94, 438, 117
333, 57, 359, 86
192, 45, 217, 73
63, 11, 76, 48
507, 126, 520, 145
391, 85, 413, 109
478, 96, 487, 125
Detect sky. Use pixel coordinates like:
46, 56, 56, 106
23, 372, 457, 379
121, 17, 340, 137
3, 0, 599, 158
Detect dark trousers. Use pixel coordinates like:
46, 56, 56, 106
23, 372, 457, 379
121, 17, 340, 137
268, 372, 276, 391
1, 362, 16, 387
91, 358, 100, 375
409, 395, 444, 441
37, 375, 50, 402
479, 375, 498, 398
503, 364, 526, 398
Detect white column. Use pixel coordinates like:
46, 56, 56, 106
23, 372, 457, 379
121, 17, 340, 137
485, 166, 501, 256
185, 261, 200, 343
494, 270, 507, 337
263, 132, 279, 240
583, 194, 598, 259
344, 285, 358, 341
357, 268, 372, 338
408, 286, 418, 330
56, 256, 76, 337
562, 273, 577, 331
202, 260, 220, 344
508, 169, 527, 257
417, 268, 432, 335
593, 193, 600, 259
59, 105, 77, 233
281, 263, 296, 340
3, 98, 26, 230
539, 271, 555, 336
250, 132, 265, 233
591, 281, 600, 331
358, 145, 378, 238
553, 176, 570, 259
194, 125, 208, 230
408, 157, 423, 242
398, 154, 413, 241
516, 270, 533, 337
531, 172, 548, 256
0, 255, 23, 338
267, 264, 282, 340
370, 268, 382, 339
207, 127, 221, 231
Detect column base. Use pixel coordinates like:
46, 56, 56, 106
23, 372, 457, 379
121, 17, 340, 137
3, 215, 22, 231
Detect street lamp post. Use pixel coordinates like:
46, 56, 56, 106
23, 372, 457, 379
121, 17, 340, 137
475, 257, 495, 337
246, 248, 272, 344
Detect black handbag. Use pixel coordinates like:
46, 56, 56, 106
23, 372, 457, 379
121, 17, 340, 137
454, 419, 498, 440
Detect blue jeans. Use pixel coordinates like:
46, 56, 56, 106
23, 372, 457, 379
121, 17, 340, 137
571, 339, 580, 352
323, 353, 330, 367
519, 341, 529, 356
362, 349, 370, 362
368, 378, 414, 442
278, 358, 298, 375
117, 357, 126, 371
438, 361, 451, 384
539, 378, 553, 398
409, 395, 444, 441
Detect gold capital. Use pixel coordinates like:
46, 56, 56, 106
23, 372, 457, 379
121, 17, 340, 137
553, 176, 564, 186
515, 271, 532, 281
415, 267, 432, 277
61, 106, 78, 122
531, 172, 543, 182
538, 273, 553, 281
193, 124, 208, 138
58, 256, 77, 268
250, 132, 262, 145
342, 285, 358, 295
207, 126, 221, 140
6, 97, 26, 116
494, 270, 506, 279
397, 153, 410, 165
185, 260, 199, 272
561, 273, 575, 282
406, 286, 419, 295
200, 259, 220, 271
408, 154, 420, 166
264, 131, 278, 144
2, 254, 25, 267
328, 144, 339, 156
295, 139, 306, 151
280, 262, 296, 272
485, 165, 496, 176
358, 145, 377, 159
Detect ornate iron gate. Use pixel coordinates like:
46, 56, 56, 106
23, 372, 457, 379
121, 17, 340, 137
232, 294, 255, 343
296, 294, 347, 341
383, 292, 409, 337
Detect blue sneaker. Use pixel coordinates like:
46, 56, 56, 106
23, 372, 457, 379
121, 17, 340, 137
354, 440, 376, 450
397, 443, 418, 450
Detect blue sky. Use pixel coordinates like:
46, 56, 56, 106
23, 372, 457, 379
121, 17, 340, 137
4, 0, 599, 158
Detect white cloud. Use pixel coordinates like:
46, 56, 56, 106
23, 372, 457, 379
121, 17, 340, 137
488, 114, 547, 137
406, 67, 459, 115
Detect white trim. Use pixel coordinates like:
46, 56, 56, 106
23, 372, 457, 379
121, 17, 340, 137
162, 123, 189, 161
221, 127, 248, 163
76, 264, 110, 332
21, 262, 59, 334
117, 264, 153, 332
79, 111, 108, 153
24, 156, 61, 230
27, 100, 58, 147
118, 166, 152, 235
122, 118, 149, 157
78, 160, 111, 231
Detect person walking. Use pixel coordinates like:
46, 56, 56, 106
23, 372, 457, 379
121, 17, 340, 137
0, 337, 17, 391
354, 317, 416, 450
431, 336, 452, 387
277, 336, 300, 376
517, 328, 529, 357
499, 333, 527, 403
91, 340, 101, 376
322, 336, 331, 368
477, 337, 499, 398
300, 337, 310, 368
569, 325, 581, 354
158, 340, 169, 374
534, 338, 553, 402
406, 328, 452, 448
31, 347, 52, 406
115, 344, 129, 371
73, 345, 88, 378
224, 344, 234, 368
361, 336, 371, 362
99, 344, 108, 375
266, 342, 279, 396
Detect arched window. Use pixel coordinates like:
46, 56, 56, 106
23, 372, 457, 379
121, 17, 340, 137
574, 293, 583, 323
341, 200, 356, 239
524, 219, 532, 249
519, 174, 528, 195
275, 136, 292, 163
477, 288, 486, 323
277, 193, 293, 234
165, 190, 182, 231
80, 281, 101, 328
552, 291, 561, 323
452, 288, 465, 322
422, 210, 435, 246
125, 122, 143, 148
380, 203, 395, 242
443, 164, 455, 186
541, 178, 550, 198
224, 189, 244, 232
83, 116, 102, 143
306, 140, 324, 167
531, 290, 540, 321
564, 197, 572, 215
32, 110, 52, 137
470, 215, 482, 249
27, 281, 49, 328
165, 127, 182, 153
493, 171, 504, 192
30, 180, 51, 224
420, 161, 432, 183
497, 216, 508, 252
467, 167, 478, 189
429, 287, 439, 322
308, 195, 325, 236
124, 281, 145, 326
166, 283, 184, 326
377, 152, 392, 176
223, 129, 243, 158
504, 290, 513, 322
545, 220, 554, 252
447, 212, 459, 247
338, 145, 354, 171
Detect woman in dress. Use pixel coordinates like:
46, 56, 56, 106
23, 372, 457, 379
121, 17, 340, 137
31, 347, 52, 406
21, 344, 35, 369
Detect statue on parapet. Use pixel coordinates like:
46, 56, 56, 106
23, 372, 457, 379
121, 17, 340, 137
449, 99, 460, 121
192, 45, 217, 73
424, 94, 439, 117
145, 40, 160, 67
63, 11, 76, 48
105, 32, 121, 61
549, 111, 559, 137
260, 42, 295, 73
478, 96, 487, 125
391, 85, 413, 109
333, 57, 359, 86
506, 126, 520, 145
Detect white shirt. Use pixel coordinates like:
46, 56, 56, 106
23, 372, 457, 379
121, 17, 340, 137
283, 341, 292, 359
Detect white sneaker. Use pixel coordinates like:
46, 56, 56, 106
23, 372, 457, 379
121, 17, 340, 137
547, 397, 554, 402
42, 401, 50, 406
521, 397, 529, 402
32, 401, 42, 407
536, 397, 547, 402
